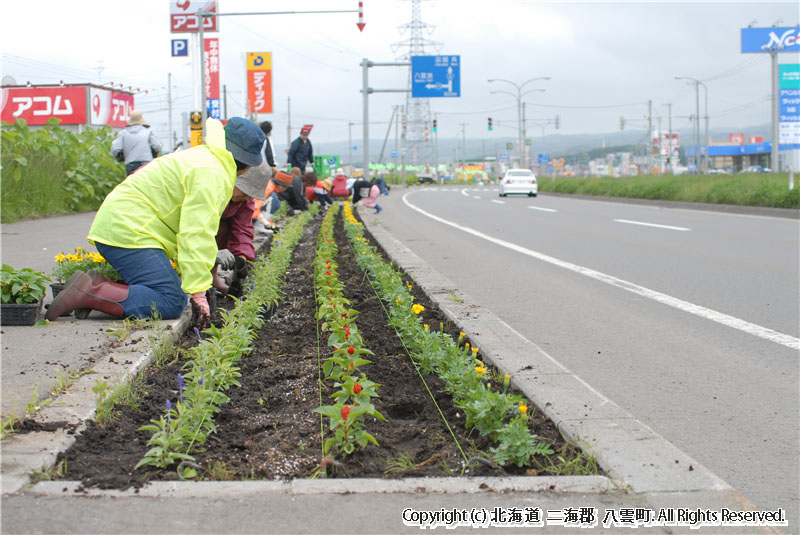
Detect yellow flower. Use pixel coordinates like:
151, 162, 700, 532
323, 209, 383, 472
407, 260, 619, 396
423, 324, 429, 331
519, 404, 528, 414
475, 366, 487, 375
458, 332, 465, 340
475, 359, 484, 367
465, 342, 470, 351
471, 347, 479, 355
54, 254, 66, 262
411, 304, 425, 315
504, 374, 510, 384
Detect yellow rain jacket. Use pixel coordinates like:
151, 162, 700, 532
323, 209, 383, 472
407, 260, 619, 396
88, 119, 235, 295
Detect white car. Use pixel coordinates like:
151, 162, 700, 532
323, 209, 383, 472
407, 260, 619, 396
499, 169, 538, 197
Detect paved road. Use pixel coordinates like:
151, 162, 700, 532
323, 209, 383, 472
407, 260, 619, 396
369, 186, 800, 527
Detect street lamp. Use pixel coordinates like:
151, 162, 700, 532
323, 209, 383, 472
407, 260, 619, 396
675, 76, 709, 174
488, 77, 550, 168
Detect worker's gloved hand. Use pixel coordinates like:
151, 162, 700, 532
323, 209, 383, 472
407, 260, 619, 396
190, 291, 211, 330
227, 257, 249, 298
216, 249, 235, 270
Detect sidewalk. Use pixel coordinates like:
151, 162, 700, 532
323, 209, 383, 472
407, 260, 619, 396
0, 203, 785, 534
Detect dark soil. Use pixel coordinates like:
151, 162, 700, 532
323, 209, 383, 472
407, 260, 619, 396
57, 210, 589, 489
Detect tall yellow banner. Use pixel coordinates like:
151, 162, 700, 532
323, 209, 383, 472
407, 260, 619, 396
246, 52, 272, 114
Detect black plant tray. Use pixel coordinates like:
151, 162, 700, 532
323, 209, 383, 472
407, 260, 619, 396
1, 299, 43, 326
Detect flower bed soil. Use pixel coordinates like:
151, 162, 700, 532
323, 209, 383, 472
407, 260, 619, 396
57, 212, 587, 489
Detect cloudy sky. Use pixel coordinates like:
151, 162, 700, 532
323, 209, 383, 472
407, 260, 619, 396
2, 0, 798, 156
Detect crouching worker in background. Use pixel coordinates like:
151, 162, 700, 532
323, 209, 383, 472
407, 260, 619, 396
214, 160, 271, 297
351, 179, 382, 214
45, 117, 266, 330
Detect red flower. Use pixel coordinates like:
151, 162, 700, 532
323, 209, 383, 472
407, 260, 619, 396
347, 346, 355, 355
353, 383, 362, 394
345, 328, 351, 338
341, 406, 351, 421
326, 271, 331, 276
326, 260, 330, 264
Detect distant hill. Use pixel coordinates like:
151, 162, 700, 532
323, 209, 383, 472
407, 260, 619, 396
309, 124, 771, 166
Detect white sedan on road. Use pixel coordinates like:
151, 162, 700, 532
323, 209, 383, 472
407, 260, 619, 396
499, 169, 538, 197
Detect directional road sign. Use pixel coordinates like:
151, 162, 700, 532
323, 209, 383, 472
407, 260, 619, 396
411, 56, 460, 98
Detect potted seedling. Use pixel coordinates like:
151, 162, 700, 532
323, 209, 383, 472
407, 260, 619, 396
1, 264, 49, 325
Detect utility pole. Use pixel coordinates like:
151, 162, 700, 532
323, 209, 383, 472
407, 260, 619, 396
348, 121, 354, 169
168, 72, 173, 152
434, 113, 439, 183
771, 49, 779, 171
460, 123, 467, 176
222, 84, 228, 120
667, 102, 673, 174
522, 103, 527, 168
648, 100, 653, 174
286, 96, 291, 163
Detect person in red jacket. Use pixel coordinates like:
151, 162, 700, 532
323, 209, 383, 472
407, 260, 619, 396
214, 161, 271, 296
331, 168, 350, 199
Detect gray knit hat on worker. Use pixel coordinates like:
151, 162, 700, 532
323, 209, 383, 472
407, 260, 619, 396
224, 117, 265, 167
235, 160, 271, 200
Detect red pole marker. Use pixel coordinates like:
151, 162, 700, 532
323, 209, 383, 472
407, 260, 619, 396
357, 1, 366, 31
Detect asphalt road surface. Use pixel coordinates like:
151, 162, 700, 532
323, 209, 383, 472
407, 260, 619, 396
369, 185, 799, 527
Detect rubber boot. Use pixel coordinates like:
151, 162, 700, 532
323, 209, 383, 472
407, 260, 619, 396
74, 270, 122, 319
45, 271, 129, 321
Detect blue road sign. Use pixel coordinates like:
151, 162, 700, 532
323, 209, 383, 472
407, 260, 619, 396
391, 150, 398, 159
172, 39, 189, 57
741, 27, 800, 53
411, 56, 460, 98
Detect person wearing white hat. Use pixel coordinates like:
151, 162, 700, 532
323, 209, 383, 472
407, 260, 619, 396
111, 109, 163, 176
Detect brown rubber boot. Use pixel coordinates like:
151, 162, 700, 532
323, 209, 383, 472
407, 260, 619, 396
45, 271, 129, 321
73, 270, 119, 318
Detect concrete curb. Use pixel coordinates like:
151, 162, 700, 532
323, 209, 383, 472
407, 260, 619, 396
0, 310, 190, 496
356, 207, 747, 497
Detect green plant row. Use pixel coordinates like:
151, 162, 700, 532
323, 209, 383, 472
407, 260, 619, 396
1, 118, 125, 223
342, 203, 553, 467
536, 173, 800, 209
312, 204, 385, 460
135, 211, 313, 477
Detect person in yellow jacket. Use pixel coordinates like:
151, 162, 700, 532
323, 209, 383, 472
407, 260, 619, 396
45, 117, 265, 328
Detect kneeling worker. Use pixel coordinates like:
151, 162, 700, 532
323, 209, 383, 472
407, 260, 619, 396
46, 117, 266, 329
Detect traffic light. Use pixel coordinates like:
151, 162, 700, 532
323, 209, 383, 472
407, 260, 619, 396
432, 119, 437, 132
488, 117, 493, 131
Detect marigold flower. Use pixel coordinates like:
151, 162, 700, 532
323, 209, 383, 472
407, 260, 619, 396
459, 332, 465, 340
347, 346, 355, 355
423, 324, 429, 331
504, 374, 510, 384
353, 383, 362, 394
411, 304, 425, 315
475, 366, 487, 375
519, 404, 528, 414
471, 347, 479, 355
341, 406, 351, 421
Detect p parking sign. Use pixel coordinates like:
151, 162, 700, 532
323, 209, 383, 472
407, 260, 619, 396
171, 39, 188, 57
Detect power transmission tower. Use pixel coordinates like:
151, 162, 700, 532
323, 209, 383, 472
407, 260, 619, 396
391, 0, 442, 165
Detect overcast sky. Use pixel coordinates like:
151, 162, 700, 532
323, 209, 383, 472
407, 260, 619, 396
2, 0, 799, 154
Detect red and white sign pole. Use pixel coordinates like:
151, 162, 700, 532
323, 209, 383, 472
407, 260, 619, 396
357, 2, 366, 32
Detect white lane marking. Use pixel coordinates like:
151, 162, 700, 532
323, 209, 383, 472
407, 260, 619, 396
402, 191, 800, 350
460, 188, 470, 197
492, 200, 506, 204
473, 196, 482, 199
528, 206, 558, 213
615, 219, 690, 231
498, 319, 612, 407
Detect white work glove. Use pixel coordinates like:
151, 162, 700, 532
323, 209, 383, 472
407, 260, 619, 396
216, 249, 235, 270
